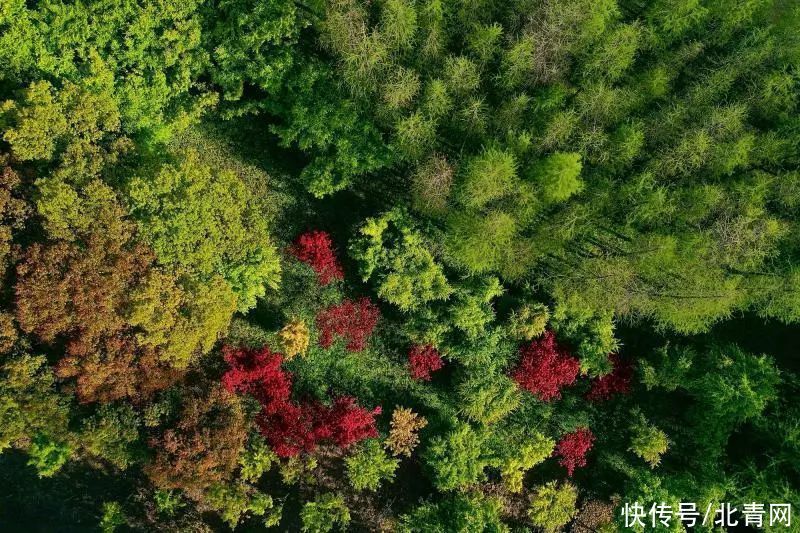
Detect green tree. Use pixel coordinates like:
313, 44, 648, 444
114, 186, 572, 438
239, 435, 278, 482
1, 76, 124, 176
0, 0, 213, 141
0, 0, 212, 138
457, 373, 521, 425
126, 150, 280, 311
629, 414, 669, 468
345, 439, 399, 491
99, 501, 126, 533
528, 481, 579, 533
268, 60, 390, 197
456, 148, 518, 211
498, 433, 555, 493
80, 404, 141, 470
425, 422, 490, 491
203, 0, 305, 101
526, 152, 584, 205
0, 355, 71, 455
640, 342, 780, 480
551, 302, 619, 376
204, 482, 280, 528
400, 494, 508, 533
508, 303, 550, 341
351, 209, 451, 311
301, 493, 351, 533
26, 433, 72, 478
445, 211, 520, 275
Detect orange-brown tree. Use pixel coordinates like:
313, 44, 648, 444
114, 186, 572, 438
13, 187, 233, 402
145, 385, 248, 497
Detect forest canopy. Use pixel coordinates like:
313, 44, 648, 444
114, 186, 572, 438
0, 0, 799, 531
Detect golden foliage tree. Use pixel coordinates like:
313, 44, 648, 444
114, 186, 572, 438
386, 406, 427, 457
278, 319, 310, 359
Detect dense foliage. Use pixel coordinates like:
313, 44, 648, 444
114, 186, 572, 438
1, 0, 799, 531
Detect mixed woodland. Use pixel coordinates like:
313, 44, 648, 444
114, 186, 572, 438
0, 0, 799, 530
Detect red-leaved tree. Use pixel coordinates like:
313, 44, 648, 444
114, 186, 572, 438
221, 345, 381, 457
221, 345, 307, 456
258, 401, 320, 457
586, 355, 632, 402
554, 427, 595, 476
258, 396, 381, 457
319, 396, 382, 448
511, 331, 580, 401
408, 344, 444, 381
221, 345, 291, 407
316, 297, 380, 351
289, 230, 344, 285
